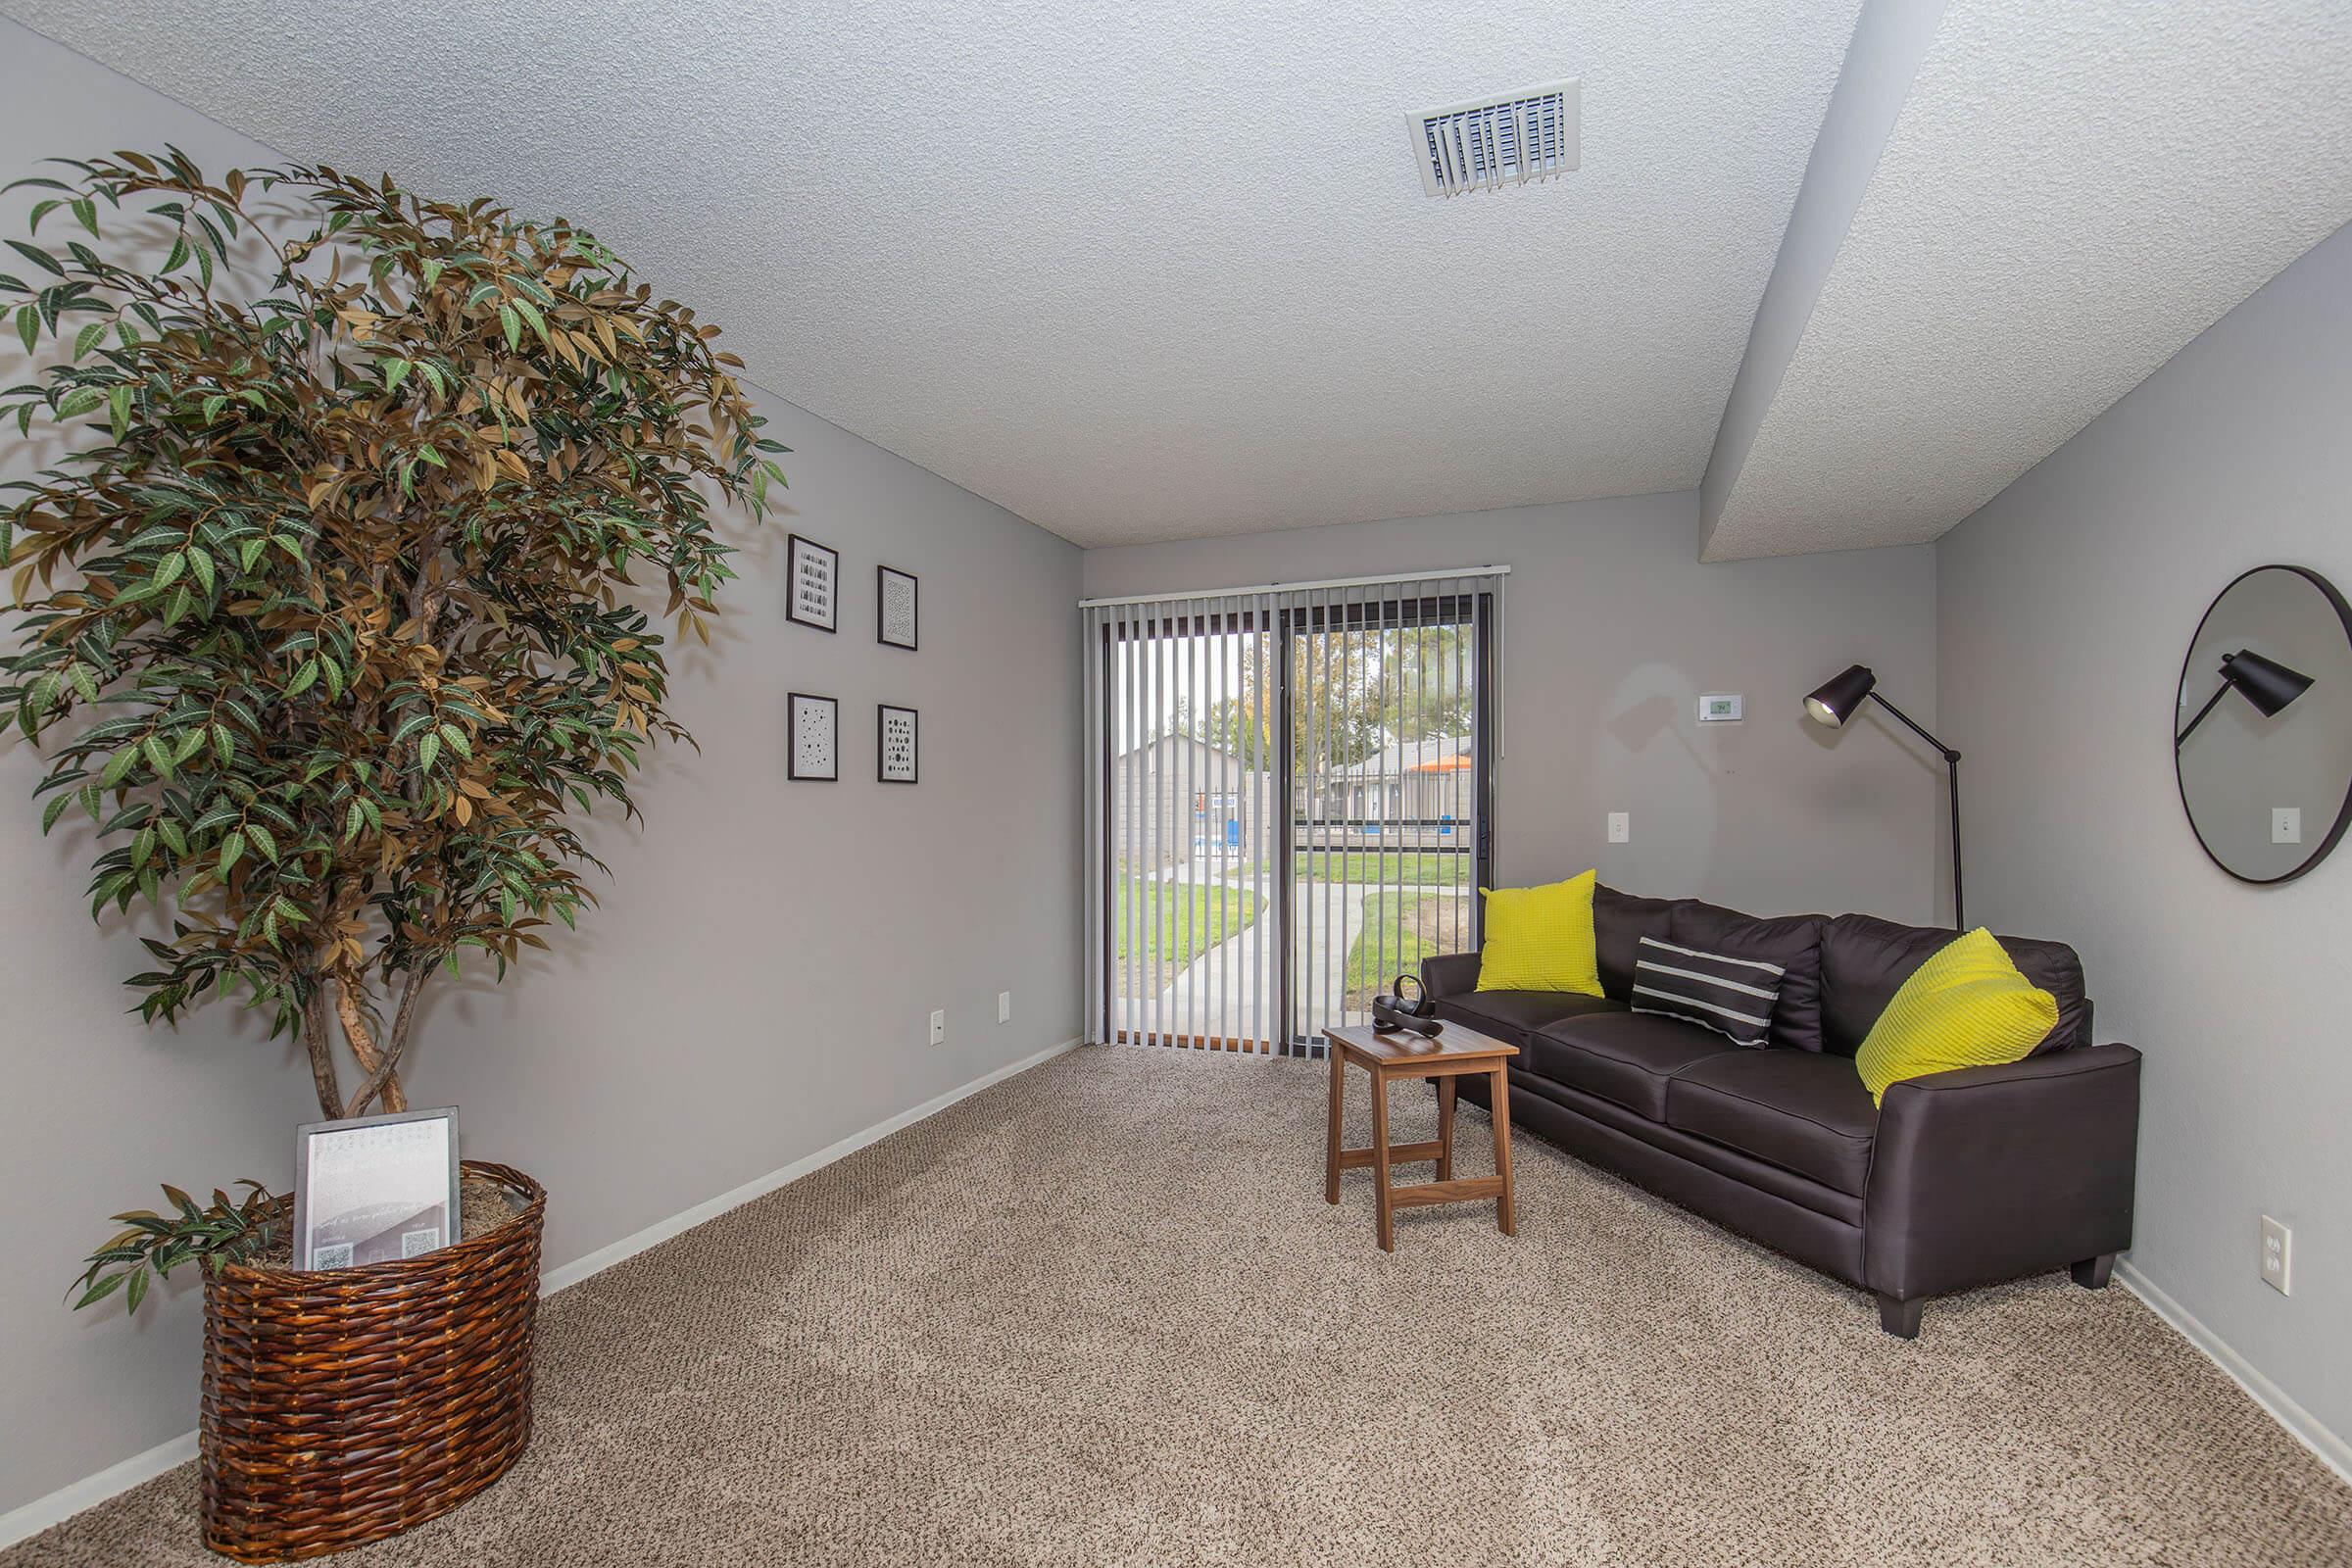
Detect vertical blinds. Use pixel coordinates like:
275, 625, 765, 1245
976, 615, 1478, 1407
1081, 568, 1505, 1054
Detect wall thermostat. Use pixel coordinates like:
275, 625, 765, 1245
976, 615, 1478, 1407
1698, 694, 1743, 722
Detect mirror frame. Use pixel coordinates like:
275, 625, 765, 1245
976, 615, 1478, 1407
2175, 563, 2352, 885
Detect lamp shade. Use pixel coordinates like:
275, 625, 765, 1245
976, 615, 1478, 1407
2219, 649, 2315, 718
1804, 664, 1877, 728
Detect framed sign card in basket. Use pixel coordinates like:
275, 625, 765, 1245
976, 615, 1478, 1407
878, 565, 917, 651
790, 691, 839, 780
292, 1106, 461, 1270
788, 533, 838, 632
879, 704, 918, 783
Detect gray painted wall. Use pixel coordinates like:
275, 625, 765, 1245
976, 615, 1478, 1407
1082, 492, 1944, 923
0, 20, 1082, 1518
1937, 218, 2352, 1451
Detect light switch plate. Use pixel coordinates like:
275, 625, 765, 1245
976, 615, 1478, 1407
928, 1009, 946, 1047
1606, 811, 1630, 844
2274, 807, 2302, 845
1697, 694, 1743, 722
998, 991, 1012, 1024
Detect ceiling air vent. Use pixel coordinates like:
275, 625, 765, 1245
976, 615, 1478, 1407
1409, 79, 1580, 198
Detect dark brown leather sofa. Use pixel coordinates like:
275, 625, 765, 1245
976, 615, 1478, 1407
1421, 888, 2141, 1337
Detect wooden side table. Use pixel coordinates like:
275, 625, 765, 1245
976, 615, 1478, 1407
1322, 1022, 1518, 1251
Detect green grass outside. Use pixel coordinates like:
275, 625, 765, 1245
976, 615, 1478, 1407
1343, 891, 1464, 1010
1223, 851, 1467, 886
1113, 876, 1262, 994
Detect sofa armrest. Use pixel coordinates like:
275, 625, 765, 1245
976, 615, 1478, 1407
1864, 1043, 2140, 1301
1419, 951, 1482, 1000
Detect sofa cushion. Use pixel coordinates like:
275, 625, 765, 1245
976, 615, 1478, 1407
1854, 928, 2060, 1104
1528, 1011, 1736, 1120
1667, 901, 1828, 1054
1592, 885, 1681, 1002
1819, 913, 2087, 1057
1435, 990, 1625, 1049
1665, 1050, 1879, 1198
1628, 935, 1786, 1048
1476, 871, 1602, 996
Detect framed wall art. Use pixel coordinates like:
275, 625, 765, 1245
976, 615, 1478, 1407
878, 564, 918, 651
879, 704, 918, 784
292, 1106, 461, 1271
787, 533, 839, 632
790, 691, 839, 780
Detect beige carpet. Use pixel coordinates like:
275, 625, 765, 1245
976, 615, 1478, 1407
9, 1046, 2349, 1567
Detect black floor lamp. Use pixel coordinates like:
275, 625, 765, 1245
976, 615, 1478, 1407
1804, 664, 1965, 930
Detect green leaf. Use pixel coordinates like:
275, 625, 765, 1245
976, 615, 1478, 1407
14, 304, 34, 355
74, 1271, 127, 1310
499, 303, 520, 352
283, 658, 319, 698
6, 239, 64, 277
382, 359, 411, 396
219, 828, 245, 873
151, 552, 185, 591
142, 733, 173, 781
41, 793, 72, 834
344, 800, 364, 842
417, 731, 441, 772
72, 319, 107, 361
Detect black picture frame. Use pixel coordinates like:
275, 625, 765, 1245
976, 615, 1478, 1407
878, 704, 919, 784
787, 533, 839, 633
789, 691, 839, 781
877, 564, 918, 651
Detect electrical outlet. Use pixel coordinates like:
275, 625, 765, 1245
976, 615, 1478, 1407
997, 991, 1012, 1024
2262, 1214, 2291, 1295
928, 1009, 946, 1048
2274, 807, 2302, 845
1607, 811, 1630, 844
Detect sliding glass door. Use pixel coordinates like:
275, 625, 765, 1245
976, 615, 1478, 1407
1284, 588, 1488, 1049
1083, 574, 1497, 1055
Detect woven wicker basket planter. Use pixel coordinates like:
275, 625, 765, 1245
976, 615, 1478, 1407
199, 1159, 546, 1562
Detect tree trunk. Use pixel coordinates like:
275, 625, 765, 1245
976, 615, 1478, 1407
300, 986, 344, 1120
334, 977, 410, 1115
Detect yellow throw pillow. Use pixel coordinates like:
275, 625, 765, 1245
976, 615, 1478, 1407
1855, 927, 2059, 1104
1476, 871, 1603, 996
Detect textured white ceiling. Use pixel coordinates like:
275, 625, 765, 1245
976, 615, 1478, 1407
1702, 0, 2352, 562
0, 0, 1863, 547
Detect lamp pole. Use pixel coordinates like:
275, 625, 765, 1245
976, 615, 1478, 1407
1863, 691, 1964, 931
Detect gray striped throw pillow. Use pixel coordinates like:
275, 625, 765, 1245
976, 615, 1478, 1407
1629, 935, 1786, 1047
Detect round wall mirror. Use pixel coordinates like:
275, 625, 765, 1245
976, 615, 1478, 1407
2175, 564, 2352, 883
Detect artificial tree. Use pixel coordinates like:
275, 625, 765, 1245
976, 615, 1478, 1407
1, 150, 783, 1302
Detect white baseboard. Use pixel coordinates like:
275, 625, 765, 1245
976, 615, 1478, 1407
538, 1036, 1080, 1296
2118, 1260, 2350, 1486
0, 1037, 1081, 1552
0, 1429, 199, 1550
